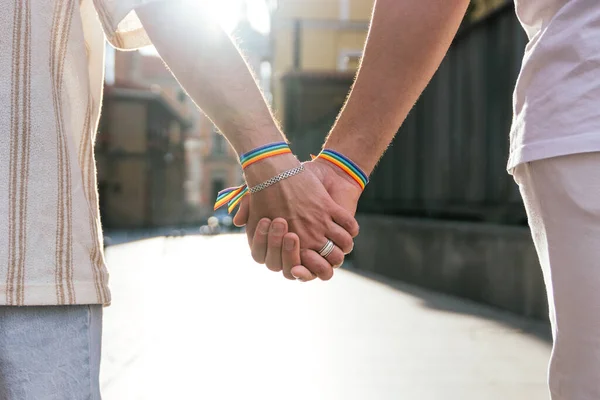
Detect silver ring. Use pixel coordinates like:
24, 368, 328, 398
318, 239, 335, 258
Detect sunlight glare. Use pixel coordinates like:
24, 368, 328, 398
139, 0, 270, 56
188, 0, 270, 34
195, 0, 242, 33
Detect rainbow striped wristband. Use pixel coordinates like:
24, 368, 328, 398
240, 141, 292, 169
214, 142, 292, 213
213, 165, 304, 214
214, 184, 248, 214
316, 149, 369, 190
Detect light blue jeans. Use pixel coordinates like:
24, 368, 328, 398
0, 305, 103, 400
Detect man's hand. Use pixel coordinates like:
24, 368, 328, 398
235, 158, 363, 280
240, 154, 359, 281
307, 158, 362, 216
247, 217, 315, 281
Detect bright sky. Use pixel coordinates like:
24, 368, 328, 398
139, 0, 270, 56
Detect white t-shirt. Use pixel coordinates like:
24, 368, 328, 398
509, 0, 600, 172
0, 0, 160, 306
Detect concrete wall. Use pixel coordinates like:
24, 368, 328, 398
353, 214, 549, 320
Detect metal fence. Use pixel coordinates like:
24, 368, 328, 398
284, 4, 529, 224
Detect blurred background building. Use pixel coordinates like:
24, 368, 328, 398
267, 0, 540, 319
97, 2, 271, 229
97, 3, 552, 396
96, 0, 546, 320
95, 0, 509, 230
270, 0, 508, 133
270, 0, 371, 133
96, 81, 190, 229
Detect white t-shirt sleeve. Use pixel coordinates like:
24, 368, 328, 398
91, 0, 167, 50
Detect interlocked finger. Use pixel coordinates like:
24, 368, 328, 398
251, 218, 271, 264
264, 218, 287, 272
317, 239, 345, 269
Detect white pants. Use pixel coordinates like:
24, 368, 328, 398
514, 152, 600, 400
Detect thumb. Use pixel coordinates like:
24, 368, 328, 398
233, 196, 250, 227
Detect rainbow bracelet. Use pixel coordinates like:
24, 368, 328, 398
239, 141, 292, 170
213, 165, 304, 214
214, 142, 293, 213
214, 185, 248, 214
316, 149, 369, 190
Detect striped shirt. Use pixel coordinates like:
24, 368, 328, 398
0, 0, 159, 306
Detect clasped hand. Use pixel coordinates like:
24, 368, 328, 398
233, 157, 362, 282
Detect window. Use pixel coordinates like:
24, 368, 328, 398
337, 49, 363, 71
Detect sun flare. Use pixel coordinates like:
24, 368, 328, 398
192, 0, 242, 33
188, 0, 270, 34
138, 0, 270, 56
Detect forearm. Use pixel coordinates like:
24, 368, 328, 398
136, 2, 284, 156
324, 0, 470, 174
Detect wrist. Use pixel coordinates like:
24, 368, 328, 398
213, 143, 298, 214
233, 127, 286, 157
314, 148, 369, 191
322, 142, 373, 177
244, 153, 301, 187
312, 157, 359, 189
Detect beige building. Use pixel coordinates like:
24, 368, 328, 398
112, 48, 234, 222
104, 5, 272, 222
270, 0, 375, 123
96, 82, 191, 229
468, 0, 509, 21
268, 0, 507, 130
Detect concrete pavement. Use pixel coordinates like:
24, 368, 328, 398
100, 234, 551, 400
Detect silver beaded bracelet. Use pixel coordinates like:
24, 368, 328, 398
248, 165, 305, 194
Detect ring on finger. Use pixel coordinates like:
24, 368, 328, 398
318, 239, 336, 258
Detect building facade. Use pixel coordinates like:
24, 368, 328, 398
96, 83, 191, 229
105, 6, 271, 224
468, 0, 509, 21
270, 0, 375, 123
112, 48, 226, 223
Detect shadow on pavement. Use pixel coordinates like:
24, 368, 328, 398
344, 265, 552, 343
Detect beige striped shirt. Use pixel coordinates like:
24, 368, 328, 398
0, 0, 159, 305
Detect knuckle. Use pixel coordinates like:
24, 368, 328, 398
307, 261, 327, 278
268, 240, 282, 249
309, 258, 333, 280
268, 238, 285, 248
269, 231, 285, 241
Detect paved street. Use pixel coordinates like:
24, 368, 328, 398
100, 234, 551, 400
